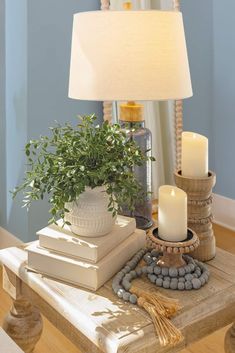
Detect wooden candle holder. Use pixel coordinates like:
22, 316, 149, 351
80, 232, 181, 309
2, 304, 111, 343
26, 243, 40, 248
174, 170, 216, 262
148, 227, 199, 268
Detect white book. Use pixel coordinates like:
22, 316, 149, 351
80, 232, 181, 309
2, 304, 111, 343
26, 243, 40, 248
26, 229, 146, 291
38, 215, 136, 263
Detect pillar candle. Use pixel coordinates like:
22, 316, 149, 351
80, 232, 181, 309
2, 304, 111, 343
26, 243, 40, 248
158, 185, 187, 242
181, 131, 208, 178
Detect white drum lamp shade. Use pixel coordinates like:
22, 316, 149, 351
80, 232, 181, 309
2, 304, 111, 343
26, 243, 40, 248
69, 11, 192, 101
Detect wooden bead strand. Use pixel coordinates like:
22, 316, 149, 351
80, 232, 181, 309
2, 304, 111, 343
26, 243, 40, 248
173, 0, 181, 12
100, 0, 110, 11
100, 0, 113, 123
103, 101, 113, 123
174, 100, 183, 171
173, 0, 183, 172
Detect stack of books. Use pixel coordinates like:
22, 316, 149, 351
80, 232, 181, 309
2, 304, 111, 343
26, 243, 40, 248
26, 216, 146, 291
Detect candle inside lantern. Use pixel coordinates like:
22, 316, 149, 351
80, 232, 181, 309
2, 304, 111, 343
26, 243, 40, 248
181, 131, 208, 178
158, 185, 187, 242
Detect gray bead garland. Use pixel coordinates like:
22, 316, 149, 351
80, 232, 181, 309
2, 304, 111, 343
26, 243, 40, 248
185, 281, 193, 290
185, 274, 194, 281
170, 281, 178, 290
178, 267, 186, 277
112, 248, 210, 305
192, 278, 201, 289
148, 274, 157, 283
162, 267, 169, 276
117, 288, 125, 298
129, 294, 137, 304
154, 266, 161, 275
156, 278, 163, 287
163, 280, 170, 289
169, 267, 178, 278
178, 282, 185, 290
147, 266, 154, 274
178, 277, 185, 283
123, 292, 131, 301
199, 277, 206, 286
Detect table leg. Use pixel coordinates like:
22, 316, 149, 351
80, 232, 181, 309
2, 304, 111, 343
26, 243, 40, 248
225, 323, 235, 353
2, 298, 43, 353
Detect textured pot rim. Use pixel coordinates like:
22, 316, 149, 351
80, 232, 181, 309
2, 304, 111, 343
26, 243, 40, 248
83, 185, 107, 192
65, 186, 109, 206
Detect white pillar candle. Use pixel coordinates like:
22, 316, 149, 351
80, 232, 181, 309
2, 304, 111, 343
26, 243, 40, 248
158, 185, 187, 242
181, 131, 208, 178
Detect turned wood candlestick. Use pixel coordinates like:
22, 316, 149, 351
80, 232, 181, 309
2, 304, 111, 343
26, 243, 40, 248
174, 170, 216, 262
148, 227, 199, 268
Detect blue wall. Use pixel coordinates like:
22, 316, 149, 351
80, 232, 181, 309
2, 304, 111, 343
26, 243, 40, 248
182, 0, 235, 199
212, 1, 235, 199
5, 0, 28, 239
181, 0, 215, 171
0, 0, 6, 230
1, 0, 102, 241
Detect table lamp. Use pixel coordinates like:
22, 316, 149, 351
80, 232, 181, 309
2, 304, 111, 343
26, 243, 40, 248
69, 10, 192, 101
68, 9, 192, 226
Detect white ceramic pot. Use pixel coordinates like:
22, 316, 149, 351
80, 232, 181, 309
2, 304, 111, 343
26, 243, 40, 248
64, 186, 116, 237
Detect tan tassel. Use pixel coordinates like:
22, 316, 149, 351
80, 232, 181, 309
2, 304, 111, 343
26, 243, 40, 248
130, 286, 182, 318
150, 291, 182, 318
137, 297, 183, 347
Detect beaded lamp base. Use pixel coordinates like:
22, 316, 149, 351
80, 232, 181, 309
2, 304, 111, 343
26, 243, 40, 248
148, 228, 199, 268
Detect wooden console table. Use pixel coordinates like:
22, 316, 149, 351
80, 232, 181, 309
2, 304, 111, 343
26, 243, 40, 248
0, 245, 235, 353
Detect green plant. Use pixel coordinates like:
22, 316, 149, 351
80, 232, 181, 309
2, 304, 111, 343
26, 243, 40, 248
13, 115, 154, 224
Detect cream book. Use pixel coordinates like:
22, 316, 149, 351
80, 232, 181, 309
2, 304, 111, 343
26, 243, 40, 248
37, 215, 136, 263
26, 229, 146, 291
